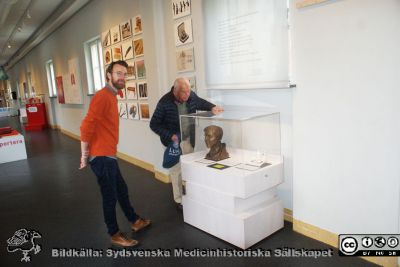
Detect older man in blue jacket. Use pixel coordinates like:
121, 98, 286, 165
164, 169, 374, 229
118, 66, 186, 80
150, 77, 223, 210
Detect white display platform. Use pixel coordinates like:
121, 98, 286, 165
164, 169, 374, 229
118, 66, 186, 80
0, 131, 27, 164
184, 181, 277, 214
181, 148, 284, 249
183, 197, 283, 249
181, 148, 284, 198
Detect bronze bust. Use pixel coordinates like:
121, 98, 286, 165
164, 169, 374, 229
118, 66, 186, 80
204, 125, 229, 161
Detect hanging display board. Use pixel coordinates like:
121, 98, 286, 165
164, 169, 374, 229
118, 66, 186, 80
203, 0, 289, 89
64, 58, 83, 104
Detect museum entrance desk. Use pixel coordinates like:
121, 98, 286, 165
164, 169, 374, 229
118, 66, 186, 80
180, 109, 284, 249
0, 129, 27, 164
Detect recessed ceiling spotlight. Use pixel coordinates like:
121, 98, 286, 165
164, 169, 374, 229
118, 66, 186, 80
7, 43, 12, 48
27, 9, 31, 19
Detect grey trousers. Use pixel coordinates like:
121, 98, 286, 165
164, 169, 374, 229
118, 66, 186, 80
169, 139, 193, 204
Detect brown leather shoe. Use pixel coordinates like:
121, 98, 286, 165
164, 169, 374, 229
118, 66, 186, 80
111, 232, 138, 247
131, 217, 151, 232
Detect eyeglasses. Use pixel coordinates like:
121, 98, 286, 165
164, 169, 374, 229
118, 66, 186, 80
113, 71, 128, 78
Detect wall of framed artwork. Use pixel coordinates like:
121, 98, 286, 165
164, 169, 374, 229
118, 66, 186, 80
100, 13, 149, 124
171, 0, 196, 90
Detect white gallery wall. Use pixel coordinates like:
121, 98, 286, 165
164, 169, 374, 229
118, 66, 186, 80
290, 0, 400, 235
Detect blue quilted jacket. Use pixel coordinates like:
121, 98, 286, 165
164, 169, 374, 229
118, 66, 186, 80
150, 87, 215, 147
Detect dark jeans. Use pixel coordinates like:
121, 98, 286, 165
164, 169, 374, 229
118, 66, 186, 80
89, 156, 139, 236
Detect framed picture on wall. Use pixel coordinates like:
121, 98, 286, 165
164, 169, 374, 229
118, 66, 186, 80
139, 103, 150, 121
103, 47, 112, 65
133, 38, 144, 57
121, 40, 134, 60
137, 81, 148, 100
118, 102, 128, 119
110, 25, 121, 44
120, 20, 132, 40
55, 76, 65, 104
174, 18, 193, 46
172, 0, 191, 19
112, 45, 122, 61
176, 47, 194, 72
126, 80, 137, 99
136, 59, 146, 79
127, 102, 140, 120
132, 15, 143, 35
126, 59, 136, 80
101, 30, 111, 47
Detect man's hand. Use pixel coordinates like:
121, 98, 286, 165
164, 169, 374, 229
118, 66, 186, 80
79, 141, 89, 169
80, 156, 88, 169
211, 106, 224, 115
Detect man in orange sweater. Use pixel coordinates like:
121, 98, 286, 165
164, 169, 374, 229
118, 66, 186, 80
80, 60, 151, 247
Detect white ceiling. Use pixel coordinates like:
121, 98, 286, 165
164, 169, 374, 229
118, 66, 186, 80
0, 0, 91, 69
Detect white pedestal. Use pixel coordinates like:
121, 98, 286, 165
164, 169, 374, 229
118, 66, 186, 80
0, 132, 27, 164
183, 197, 283, 249
181, 148, 284, 249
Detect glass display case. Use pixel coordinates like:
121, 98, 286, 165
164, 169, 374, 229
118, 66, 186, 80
180, 108, 281, 153
180, 107, 284, 249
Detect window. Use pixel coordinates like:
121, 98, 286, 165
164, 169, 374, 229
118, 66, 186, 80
46, 60, 57, 97
84, 37, 105, 94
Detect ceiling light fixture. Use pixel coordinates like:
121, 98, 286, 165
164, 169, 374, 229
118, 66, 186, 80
1, 0, 33, 58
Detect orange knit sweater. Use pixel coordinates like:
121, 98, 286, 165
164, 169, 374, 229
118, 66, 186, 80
80, 87, 119, 156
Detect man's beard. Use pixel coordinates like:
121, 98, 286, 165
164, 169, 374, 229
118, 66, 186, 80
112, 78, 125, 90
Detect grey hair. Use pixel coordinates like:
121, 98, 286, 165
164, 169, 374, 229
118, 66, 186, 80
173, 77, 190, 92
